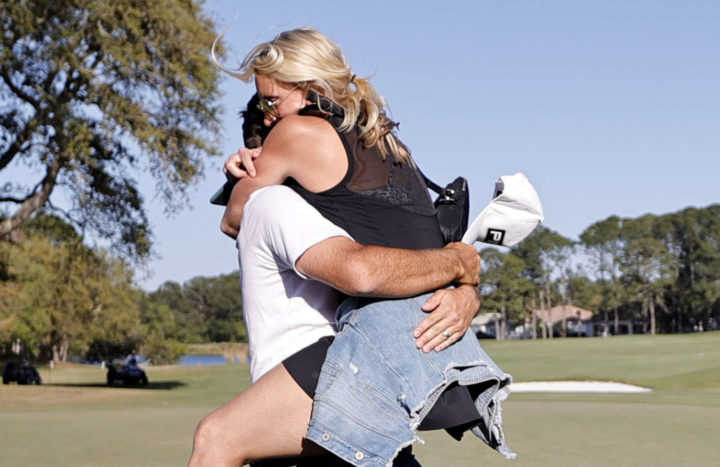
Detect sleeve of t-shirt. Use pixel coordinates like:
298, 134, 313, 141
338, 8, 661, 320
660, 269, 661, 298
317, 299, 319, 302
243, 186, 352, 279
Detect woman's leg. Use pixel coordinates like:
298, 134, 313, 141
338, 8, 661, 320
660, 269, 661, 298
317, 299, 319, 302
189, 363, 325, 466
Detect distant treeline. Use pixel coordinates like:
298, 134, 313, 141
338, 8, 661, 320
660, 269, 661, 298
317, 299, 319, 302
2, 203, 719, 362
483, 204, 720, 338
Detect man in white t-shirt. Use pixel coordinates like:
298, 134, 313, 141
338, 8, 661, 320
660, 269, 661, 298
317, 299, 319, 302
191, 185, 481, 467
239, 185, 481, 381
238, 185, 348, 380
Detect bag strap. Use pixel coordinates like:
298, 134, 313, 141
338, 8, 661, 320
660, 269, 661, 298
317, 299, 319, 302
418, 169, 443, 195
419, 169, 459, 204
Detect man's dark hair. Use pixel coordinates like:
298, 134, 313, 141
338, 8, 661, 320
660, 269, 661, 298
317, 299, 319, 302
211, 94, 271, 206
240, 94, 270, 149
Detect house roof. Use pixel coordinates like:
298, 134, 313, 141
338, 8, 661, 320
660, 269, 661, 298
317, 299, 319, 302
532, 305, 594, 323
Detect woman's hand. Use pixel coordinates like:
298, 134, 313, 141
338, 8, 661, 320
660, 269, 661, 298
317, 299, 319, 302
224, 147, 263, 180
413, 284, 481, 353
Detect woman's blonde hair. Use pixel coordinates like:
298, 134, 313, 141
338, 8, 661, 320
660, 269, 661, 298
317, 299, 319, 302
213, 27, 409, 162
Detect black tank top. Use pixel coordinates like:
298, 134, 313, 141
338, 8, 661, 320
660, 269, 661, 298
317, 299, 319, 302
285, 104, 481, 435
287, 106, 444, 250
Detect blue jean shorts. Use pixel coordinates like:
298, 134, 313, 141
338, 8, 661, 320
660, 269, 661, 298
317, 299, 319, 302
305, 292, 516, 466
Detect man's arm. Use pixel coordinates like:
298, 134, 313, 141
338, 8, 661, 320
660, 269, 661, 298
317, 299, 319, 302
296, 237, 482, 352
414, 284, 481, 352
295, 237, 480, 297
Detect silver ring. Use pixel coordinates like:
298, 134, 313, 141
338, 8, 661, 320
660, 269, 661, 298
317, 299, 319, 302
443, 329, 451, 339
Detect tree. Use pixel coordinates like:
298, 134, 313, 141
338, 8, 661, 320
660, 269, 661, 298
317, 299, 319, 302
580, 216, 626, 335
4, 215, 142, 361
143, 273, 246, 343
1, 0, 224, 261
0, 240, 21, 349
512, 225, 574, 338
145, 280, 206, 342
565, 275, 603, 317
660, 206, 720, 332
480, 248, 534, 339
184, 274, 245, 343
620, 216, 674, 334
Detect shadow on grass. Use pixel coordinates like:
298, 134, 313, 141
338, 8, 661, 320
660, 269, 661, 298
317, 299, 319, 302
48, 381, 185, 390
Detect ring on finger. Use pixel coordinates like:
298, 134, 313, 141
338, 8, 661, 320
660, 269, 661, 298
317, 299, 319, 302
442, 329, 451, 339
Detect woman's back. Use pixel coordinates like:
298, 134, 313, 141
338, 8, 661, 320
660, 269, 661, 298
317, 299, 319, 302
286, 105, 444, 249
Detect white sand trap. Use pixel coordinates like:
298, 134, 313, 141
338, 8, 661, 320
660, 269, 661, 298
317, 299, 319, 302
509, 381, 652, 393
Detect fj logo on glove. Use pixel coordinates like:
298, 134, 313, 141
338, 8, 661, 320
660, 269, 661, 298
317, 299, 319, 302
484, 228, 506, 245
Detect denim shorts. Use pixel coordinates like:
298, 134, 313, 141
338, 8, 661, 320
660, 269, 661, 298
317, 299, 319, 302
305, 292, 515, 466
283, 336, 480, 434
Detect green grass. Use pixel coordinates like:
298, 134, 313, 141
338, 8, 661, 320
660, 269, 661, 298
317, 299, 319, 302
482, 332, 720, 407
2, 332, 719, 466
415, 332, 720, 466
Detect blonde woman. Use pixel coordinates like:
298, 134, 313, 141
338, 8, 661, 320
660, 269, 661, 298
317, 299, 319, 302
206, 28, 513, 466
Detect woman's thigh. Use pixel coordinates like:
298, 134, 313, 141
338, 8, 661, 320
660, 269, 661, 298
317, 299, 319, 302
195, 363, 325, 463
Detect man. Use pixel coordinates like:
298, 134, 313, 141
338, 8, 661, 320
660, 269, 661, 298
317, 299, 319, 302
239, 184, 481, 383
190, 185, 481, 466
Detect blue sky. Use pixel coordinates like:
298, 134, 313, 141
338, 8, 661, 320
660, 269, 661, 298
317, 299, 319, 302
139, 0, 720, 290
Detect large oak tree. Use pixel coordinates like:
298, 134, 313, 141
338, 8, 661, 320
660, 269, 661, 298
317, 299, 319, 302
1, 0, 224, 261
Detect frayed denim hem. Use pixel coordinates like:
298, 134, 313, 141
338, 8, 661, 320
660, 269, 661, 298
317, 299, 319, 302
407, 363, 516, 460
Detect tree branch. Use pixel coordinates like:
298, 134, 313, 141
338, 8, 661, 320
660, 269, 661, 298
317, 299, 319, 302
0, 63, 41, 113
0, 61, 60, 170
0, 151, 70, 238
0, 113, 42, 171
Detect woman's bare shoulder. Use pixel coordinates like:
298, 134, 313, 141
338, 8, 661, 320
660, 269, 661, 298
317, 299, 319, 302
265, 114, 337, 147
261, 114, 347, 190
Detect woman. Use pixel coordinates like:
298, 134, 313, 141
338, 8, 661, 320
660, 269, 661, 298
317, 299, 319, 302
191, 97, 483, 467
212, 28, 512, 465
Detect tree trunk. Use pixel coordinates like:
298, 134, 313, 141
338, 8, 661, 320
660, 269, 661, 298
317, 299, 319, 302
539, 290, 547, 339
649, 299, 656, 335
0, 151, 68, 239
530, 297, 537, 340
52, 344, 60, 363
544, 284, 553, 339
501, 304, 507, 340
613, 305, 620, 335
59, 334, 70, 362
604, 310, 609, 337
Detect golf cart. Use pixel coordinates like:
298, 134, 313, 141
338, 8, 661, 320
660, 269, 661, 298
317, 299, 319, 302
106, 359, 148, 386
2, 360, 42, 385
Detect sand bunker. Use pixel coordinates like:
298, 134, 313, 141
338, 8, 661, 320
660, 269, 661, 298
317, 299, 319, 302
509, 381, 652, 393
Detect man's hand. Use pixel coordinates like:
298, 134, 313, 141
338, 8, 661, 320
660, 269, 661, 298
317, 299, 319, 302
224, 147, 262, 179
444, 242, 481, 286
413, 284, 481, 353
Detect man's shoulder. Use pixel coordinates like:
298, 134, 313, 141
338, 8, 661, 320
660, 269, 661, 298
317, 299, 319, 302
245, 185, 306, 218
241, 185, 321, 242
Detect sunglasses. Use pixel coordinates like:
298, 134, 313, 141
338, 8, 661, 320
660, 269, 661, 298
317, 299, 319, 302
256, 85, 300, 117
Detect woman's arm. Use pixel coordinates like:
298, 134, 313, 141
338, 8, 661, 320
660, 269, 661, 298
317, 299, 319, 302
220, 115, 347, 238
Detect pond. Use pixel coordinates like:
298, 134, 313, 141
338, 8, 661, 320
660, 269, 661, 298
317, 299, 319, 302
178, 354, 231, 366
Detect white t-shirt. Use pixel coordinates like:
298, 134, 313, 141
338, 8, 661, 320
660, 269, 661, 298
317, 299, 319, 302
238, 185, 352, 381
